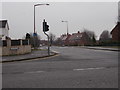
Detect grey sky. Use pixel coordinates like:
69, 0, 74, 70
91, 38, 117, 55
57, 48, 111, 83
1, 2, 118, 40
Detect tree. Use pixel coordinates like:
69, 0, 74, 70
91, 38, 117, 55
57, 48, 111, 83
83, 29, 96, 44
92, 35, 96, 44
54, 38, 62, 46
49, 33, 56, 46
83, 28, 95, 41
118, 16, 120, 22
25, 33, 41, 48
99, 30, 111, 42
82, 28, 97, 45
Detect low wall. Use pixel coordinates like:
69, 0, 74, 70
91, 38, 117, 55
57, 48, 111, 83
0, 45, 31, 56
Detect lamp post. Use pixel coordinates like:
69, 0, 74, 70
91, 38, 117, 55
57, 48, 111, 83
62, 20, 69, 46
61, 20, 69, 35
33, 3, 49, 48
34, 3, 49, 34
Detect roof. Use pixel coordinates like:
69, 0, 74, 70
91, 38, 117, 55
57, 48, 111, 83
111, 22, 120, 34
60, 34, 71, 41
62, 36, 67, 40
60, 34, 68, 40
0, 20, 9, 29
69, 33, 82, 41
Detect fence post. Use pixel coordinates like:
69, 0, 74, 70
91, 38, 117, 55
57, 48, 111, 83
6, 39, 11, 47
28, 39, 29, 45
20, 39, 22, 46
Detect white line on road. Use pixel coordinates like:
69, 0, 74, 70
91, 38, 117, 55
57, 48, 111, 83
51, 50, 59, 54
73, 67, 105, 71
24, 71, 45, 74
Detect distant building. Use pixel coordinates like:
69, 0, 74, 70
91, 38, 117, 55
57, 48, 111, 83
0, 20, 9, 40
110, 22, 120, 42
59, 31, 92, 46
69, 31, 91, 46
40, 40, 48, 46
59, 34, 71, 46
69, 31, 82, 46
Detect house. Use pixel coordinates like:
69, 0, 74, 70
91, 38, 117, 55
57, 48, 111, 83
59, 34, 71, 46
0, 20, 31, 56
68, 31, 91, 46
110, 22, 120, 42
59, 31, 93, 46
69, 31, 82, 46
0, 20, 9, 40
58, 31, 93, 46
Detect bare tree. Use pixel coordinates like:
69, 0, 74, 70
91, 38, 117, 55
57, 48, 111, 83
54, 38, 62, 46
118, 16, 120, 22
49, 33, 56, 46
83, 28, 96, 44
83, 28, 95, 40
99, 30, 111, 42
27, 33, 41, 48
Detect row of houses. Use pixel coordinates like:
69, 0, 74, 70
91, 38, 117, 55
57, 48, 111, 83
58, 22, 120, 46
58, 31, 93, 46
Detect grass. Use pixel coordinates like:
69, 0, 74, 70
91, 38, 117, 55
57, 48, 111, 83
101, 46, 120, 49
31, 49, 47, 51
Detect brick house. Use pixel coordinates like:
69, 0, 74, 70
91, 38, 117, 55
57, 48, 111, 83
68, 31, 91, 46
110, 22, 120, 42
59, 31, 93, 46
69, 31, 82, 46
59, 34, 71, 46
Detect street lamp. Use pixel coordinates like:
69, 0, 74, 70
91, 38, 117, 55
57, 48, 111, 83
34, 3, 49, 34
61, 20, 69, 35
33, 3, 49, 48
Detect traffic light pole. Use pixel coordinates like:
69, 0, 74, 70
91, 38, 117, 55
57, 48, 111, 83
44, 32, 50, 56
43, 19, 50, 56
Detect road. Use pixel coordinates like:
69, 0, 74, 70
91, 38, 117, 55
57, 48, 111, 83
2, 46, 118, 88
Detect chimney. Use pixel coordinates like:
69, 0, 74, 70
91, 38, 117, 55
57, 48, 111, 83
67, 33, 69, 35
78, 31, 80, 33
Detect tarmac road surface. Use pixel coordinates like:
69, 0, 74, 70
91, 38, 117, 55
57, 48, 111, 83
2, 46, 118, 88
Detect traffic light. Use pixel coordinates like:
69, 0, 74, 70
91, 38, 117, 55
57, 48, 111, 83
43, 19, 49, 32
26, 33, 30, 39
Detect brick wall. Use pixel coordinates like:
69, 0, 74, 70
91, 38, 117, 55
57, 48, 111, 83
0, 39, 31, 56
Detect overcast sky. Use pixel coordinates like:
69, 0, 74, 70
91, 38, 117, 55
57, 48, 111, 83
1, 2, 119, 40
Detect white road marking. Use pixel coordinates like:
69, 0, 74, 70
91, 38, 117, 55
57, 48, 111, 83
51, 50, 59, 54
73, 67, 105, 71
24, 71, 44, 74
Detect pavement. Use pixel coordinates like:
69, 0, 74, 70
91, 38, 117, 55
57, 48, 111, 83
1, 49, 58, 63
1, 46, 119, 63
